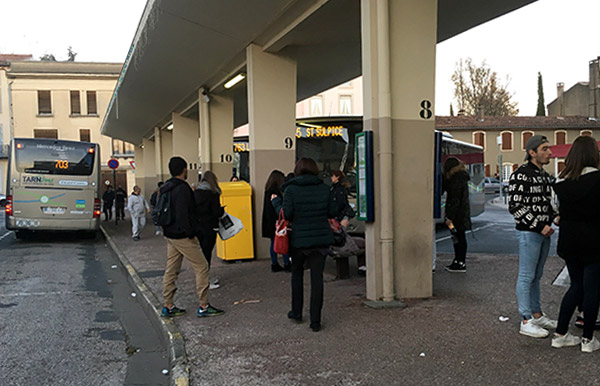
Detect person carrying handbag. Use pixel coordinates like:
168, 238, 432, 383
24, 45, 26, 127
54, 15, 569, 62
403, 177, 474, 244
262, 170, 291, 272
272, 158, 337, 332
194, 171, 224, 266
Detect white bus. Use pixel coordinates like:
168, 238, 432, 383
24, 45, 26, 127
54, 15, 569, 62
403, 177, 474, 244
5, 138, 101, 237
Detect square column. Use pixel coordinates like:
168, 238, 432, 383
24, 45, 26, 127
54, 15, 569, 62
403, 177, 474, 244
160, 128, 173, 181
199, 93, 234, 181
246, 44, 297, 258
141, 137, 157, 196
172, 112, 200, 182
134, 144, 145, 190
154, 127, 163, 181
362, 0, 437, 299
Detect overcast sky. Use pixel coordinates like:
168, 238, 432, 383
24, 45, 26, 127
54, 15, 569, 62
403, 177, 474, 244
1, 0, 598, 117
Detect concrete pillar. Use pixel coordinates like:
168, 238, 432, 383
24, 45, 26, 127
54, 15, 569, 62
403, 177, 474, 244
154, 127, 163, 181
160, 129, 173, 182
172, 112, 200, 183
246, 44, 297, 258
134, 144, 145, 190
199, 93, 234, 181
141, 137, 157, 197
361, 0, 437, 299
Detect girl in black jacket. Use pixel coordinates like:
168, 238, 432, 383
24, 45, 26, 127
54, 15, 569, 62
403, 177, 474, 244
194, 171, 224, 265
330, 170, 355, 227
552, 136, 600, 352
261, 170, 290, 272
443, 157, 471, 273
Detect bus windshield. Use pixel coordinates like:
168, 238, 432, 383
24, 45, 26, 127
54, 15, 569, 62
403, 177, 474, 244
15, 139, 95, 176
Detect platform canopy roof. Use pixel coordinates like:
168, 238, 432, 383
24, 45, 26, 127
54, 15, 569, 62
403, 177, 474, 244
101, 0, 537, 144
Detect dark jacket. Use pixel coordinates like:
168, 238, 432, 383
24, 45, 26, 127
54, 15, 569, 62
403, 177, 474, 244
194, 181, 224, 231
115, 188, 126, 205
553, 169, 600, 265
160, 177, 197, 239
272, 174, 336, 249
330, 182, 355, 222
102, 190, 115, 205
262, 187, 282, 239
508, 162, 556, 233
443, 167, 471, 230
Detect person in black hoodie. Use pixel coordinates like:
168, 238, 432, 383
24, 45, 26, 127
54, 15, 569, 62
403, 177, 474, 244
262, 170, 290, 272
552, 135, 600, 352
330, 170, 355, 227
159, 157, 224, 318
102, 185, 115, 221
194, 171, 224, 266
442, 157, 471, 273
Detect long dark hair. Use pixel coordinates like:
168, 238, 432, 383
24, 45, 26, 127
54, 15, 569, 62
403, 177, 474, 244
265, 170, 285, 192
201, 170, 221, 193
442, 156, 466, 180
293, 157, 319, 176
559, 135, 599, 180
331, 170, 350, 188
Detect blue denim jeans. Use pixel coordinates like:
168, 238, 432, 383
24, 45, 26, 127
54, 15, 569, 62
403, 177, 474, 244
269, 238, 290, 266
516, 231, 551, 320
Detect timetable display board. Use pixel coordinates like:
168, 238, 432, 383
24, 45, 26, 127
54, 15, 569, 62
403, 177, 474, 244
355, 131, 374, 222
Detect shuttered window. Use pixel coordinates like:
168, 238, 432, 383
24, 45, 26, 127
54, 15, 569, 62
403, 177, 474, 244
581, 130, 592, 137
87, 91, 97, 115
522, 131, 533, 151
38, 90, 52, 115
473, 131, 485, 149
501, 131, 513, 150
70, 91, 81, 115
80, 129, 91, 142
34, 129, 58, 139
555, 131, 566, 145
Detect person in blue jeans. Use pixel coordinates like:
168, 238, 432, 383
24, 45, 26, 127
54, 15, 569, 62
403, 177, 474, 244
508, 135, 558, 338
262, 170, 290, 272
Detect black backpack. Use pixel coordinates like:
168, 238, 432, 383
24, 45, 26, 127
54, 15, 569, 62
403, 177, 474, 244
151, 190, 173, 226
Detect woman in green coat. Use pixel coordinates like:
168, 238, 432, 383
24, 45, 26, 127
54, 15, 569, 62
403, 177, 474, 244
272, 158, 336, 332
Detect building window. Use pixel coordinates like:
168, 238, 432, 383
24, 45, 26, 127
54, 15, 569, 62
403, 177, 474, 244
558, 160, 566, 173
555, 130, 566, 145
512, 164, 519, 172
34, 129, 58, 139
473, 131, 485, 149
501, 131, 513, 151
484, 164, 490, 177
37, 90, 52, 115
522, 131, 534, 151
339, 95, 352, 115
70, 91, 81, 115
502, 163, 513, 182
112, 139, 135, 157
310, 96, 323, 116
79, 129, 91, 142
87, 91, 97, 115
581, 130, 592, 137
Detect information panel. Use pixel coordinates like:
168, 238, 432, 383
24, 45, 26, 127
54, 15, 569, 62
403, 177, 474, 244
355, 131, 374, 222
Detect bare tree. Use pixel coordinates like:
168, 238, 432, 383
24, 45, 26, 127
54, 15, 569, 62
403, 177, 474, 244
451, 58, 519, 116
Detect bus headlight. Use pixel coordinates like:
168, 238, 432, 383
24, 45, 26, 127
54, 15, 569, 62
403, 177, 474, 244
16, 219, 24, 227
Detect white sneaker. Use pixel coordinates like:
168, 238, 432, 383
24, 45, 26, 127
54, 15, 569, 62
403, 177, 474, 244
552, 332, 581, 348
520, 319, 549, 338
155, 230, 162, 236
581, 337, 600, 353
532, 314, 558, 330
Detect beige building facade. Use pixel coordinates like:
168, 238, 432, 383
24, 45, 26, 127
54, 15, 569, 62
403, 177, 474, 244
436, 115, 600, 179
5, 61, 135, 195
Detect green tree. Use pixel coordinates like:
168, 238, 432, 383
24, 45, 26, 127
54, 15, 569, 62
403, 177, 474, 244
536, 72, 545, 116
451, 58, 519, 116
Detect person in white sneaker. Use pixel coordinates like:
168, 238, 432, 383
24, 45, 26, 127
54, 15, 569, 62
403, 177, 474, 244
552, 136, 600, 352
508, 135, 558, 338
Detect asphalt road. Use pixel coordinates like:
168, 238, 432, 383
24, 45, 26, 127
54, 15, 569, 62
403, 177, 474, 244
436, 192, 558, 256
0, 212, 169, 386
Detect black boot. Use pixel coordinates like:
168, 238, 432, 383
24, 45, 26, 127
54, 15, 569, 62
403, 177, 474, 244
271, 264, 283, 272
283, 264, 291, 272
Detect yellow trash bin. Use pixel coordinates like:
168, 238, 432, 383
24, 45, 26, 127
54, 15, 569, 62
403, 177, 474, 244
216, 181, 254, 261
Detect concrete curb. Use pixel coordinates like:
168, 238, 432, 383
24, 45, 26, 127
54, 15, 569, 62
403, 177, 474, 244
100, 226, 190, 386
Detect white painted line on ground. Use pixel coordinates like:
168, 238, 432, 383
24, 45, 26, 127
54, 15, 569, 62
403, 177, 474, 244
435, 223, 495, 243
0, 290, 84, 298
0, 231, 13, 241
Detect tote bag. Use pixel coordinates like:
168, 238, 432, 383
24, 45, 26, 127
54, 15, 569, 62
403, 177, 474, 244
218, 212, 244, 240
273, 209, 290, 255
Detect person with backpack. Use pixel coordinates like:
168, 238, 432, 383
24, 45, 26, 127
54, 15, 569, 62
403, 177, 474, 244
158, 156, 224, 318
150, 181, 164, 236
127, 186, 150, 241
115, 186, 127, 220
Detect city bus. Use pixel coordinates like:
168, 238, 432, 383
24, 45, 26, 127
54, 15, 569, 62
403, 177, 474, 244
5, 138, 102, 238
233, 116, 485, 232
